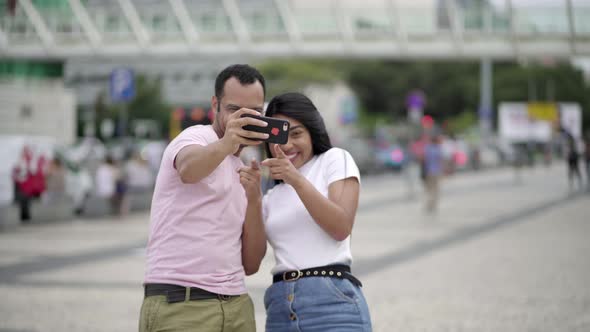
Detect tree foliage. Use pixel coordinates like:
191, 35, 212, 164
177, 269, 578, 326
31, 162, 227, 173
257, 59, 590, 135
257, 59, 346, 97
91, 74, 170, 139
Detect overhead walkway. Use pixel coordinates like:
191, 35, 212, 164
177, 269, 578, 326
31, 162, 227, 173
0, 0, 589, 59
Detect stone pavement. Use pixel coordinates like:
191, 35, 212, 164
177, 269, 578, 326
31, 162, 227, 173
0, 164, 589, 332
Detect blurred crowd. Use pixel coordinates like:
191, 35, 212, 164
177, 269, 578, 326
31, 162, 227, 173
0, 136, 165, 223
2, 125, 589, 225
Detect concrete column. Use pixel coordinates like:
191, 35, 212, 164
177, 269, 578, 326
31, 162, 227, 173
479, 58, 493, 141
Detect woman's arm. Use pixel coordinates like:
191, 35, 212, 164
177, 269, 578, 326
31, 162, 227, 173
262, 146, 360, 241
239, 160, 267, 275
291, 176, 359, 241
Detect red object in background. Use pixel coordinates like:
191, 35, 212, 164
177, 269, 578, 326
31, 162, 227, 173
410, 135, 429, 159
454, 151, 468, 167
191, 107, 205, 121
173, 108, 185, 121
13, 146, 47, 197
421, 115, 434, 128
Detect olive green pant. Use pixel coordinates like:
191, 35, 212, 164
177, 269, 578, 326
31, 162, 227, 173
139, 294, 256, 332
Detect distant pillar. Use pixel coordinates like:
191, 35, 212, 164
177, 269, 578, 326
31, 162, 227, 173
479, 58, 493, 143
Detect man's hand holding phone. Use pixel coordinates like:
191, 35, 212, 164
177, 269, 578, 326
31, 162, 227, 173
221, 108, 269, 155
241, 114, 290, 145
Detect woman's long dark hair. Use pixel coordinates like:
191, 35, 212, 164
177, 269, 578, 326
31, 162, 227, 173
264, 92, 332, 161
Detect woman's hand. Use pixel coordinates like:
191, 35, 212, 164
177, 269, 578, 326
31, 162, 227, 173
238, 159, 262, 201
261, 145, 303, 187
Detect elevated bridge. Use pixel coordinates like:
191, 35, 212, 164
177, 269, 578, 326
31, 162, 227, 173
1, 0, 589, 60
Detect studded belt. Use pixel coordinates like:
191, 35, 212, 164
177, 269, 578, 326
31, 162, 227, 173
272, 264, 362, 287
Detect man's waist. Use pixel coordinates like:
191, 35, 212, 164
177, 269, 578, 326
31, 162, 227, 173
144, 273, 246, 295
144, 283, 243, 303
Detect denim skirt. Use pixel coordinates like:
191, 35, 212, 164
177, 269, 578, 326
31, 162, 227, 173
264, 276, 372, 332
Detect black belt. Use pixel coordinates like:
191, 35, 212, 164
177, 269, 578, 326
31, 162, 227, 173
272, 264, 362, 288
144, 283, 239, 303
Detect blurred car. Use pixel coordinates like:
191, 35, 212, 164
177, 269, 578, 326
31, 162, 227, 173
340, 136, 377, 174
374, 143, 407, 171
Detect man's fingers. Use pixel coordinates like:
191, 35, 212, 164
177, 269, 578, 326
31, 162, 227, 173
233, 107, 262, 118
274, 144, 287, 159
235, 116, 268, 128
235, 136, 265, 146
237, 128, 269, 140
250, 158, 260, 170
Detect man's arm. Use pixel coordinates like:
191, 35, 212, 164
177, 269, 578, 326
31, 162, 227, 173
175, 108, 269, 184
175, 141, 232, 184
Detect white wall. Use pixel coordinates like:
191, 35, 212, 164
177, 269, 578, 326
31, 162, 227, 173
303, 82, 360, 145
0, 80, 76, 145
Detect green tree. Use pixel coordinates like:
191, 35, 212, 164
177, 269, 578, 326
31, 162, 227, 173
257, 59, 345, 96
126, 74, 170, 136
89, 74, 170, 139
255, 59, 590, 135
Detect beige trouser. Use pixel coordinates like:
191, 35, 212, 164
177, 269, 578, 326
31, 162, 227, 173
139, 294, 256, 332
425, 175, 440, 212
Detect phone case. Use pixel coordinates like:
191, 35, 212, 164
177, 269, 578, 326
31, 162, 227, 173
241, 114, 290, 144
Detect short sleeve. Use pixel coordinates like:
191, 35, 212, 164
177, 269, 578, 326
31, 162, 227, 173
262, 191, 269, 222
167, 126, 213, 169
324, 148, 361, 186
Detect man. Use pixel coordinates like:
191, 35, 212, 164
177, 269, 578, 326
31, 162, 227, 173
423, 133, 444, 213
139, 64, 269, 332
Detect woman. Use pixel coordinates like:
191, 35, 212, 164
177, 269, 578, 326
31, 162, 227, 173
239, 92, 372, 331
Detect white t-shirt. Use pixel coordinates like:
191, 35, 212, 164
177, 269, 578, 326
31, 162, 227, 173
262, 147, 360, 275
95, 164, 116, 198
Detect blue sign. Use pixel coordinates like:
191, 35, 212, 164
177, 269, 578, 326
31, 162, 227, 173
110, 68, 135, 102
339, 96, 359, 125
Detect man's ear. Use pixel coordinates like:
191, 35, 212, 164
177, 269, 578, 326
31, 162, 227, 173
211, 95, 219, 112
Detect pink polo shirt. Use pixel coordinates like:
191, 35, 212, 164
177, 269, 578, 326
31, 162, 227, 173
144, 125, 248, 295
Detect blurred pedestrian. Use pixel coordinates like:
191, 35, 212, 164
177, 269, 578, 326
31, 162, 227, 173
42, 157, 66, 204
12, 146, 46, 222
247, 92, 372, 331
423, 133, 444, 213
584, 134, 590, 191
113, 157, 129, 216
564, 132, 582, 191
125, 152, 153, 192
95, 155, 124, 215
140, 64, 268, 332
512, 144, 527, 184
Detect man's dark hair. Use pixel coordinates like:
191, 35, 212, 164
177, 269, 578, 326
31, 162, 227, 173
264, 92, 332, 159
214, 64, 266, 102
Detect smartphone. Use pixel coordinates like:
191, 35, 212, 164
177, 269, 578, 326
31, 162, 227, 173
241, 114, 290, 145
